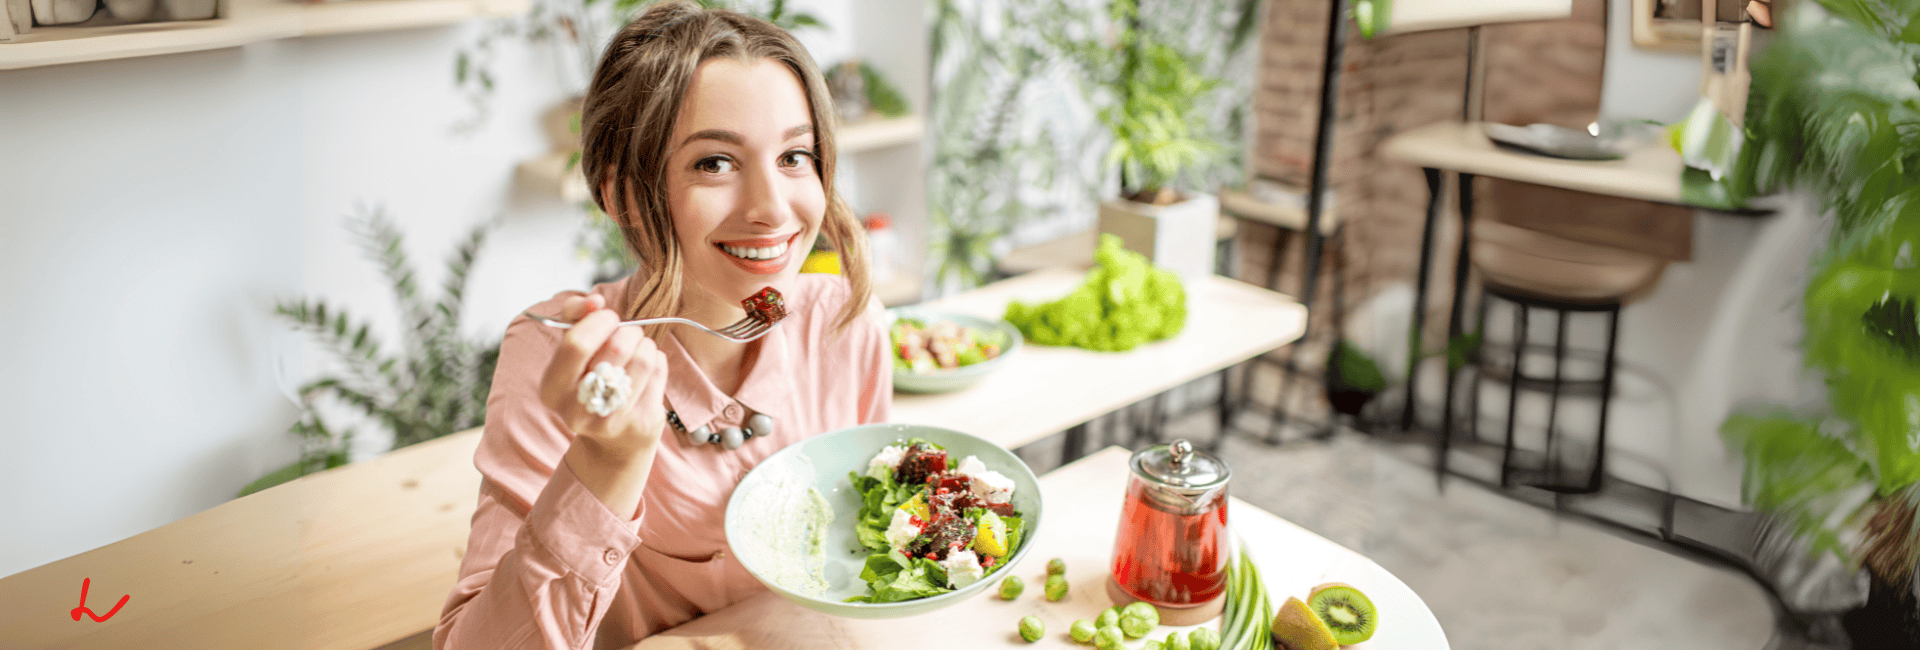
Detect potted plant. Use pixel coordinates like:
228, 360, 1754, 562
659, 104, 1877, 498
243, 207, 501, 496
1091, 0, 1227, 283
1713, 2, 1920, 647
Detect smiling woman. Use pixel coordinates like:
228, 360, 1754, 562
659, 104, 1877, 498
432, 3, 892, 649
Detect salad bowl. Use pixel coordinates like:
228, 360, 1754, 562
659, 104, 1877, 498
886, 307, 1022, 394
723, 423, 1044, 619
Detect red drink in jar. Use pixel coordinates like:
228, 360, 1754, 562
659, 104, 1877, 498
1108, 439, 1232, 621
1111, 479, 1229, 606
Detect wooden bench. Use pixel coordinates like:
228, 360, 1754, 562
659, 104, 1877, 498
0, 428, 486, 650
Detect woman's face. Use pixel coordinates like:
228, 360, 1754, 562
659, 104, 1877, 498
663, 57, 825, 321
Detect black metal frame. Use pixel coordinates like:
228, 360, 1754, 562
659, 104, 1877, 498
1464, 285, 1621, 494
1211, 0, 1349, 449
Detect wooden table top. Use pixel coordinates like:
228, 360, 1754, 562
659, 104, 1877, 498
629, 446, 1449, 650
889, 268, 1308, 451
1382, 121, 1689, 206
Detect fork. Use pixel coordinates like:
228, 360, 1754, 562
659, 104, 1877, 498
521, 311, 778, 343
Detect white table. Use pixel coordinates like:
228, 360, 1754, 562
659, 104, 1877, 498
629, 447, 1449, 650
889, 268, 1308, 454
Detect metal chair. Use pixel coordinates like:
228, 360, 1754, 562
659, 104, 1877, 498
1454, 182, 1670, 494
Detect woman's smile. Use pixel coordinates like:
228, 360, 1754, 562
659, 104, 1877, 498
714, 232, 801, 274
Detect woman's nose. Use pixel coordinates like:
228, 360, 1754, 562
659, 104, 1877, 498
741, 162, 794, 228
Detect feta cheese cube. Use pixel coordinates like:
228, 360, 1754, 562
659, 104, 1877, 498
970, 470, 1015, 505
867, 445, 908, 480
955, 455, 987, 480
885, 508, 922, 553
939, 549, 985, 588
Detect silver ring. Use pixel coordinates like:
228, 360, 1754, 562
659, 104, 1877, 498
576, 361, 633, 417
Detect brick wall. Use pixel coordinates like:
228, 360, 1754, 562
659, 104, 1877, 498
1233, 0, 1607, 418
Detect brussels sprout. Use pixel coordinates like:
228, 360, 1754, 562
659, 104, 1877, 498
1164, 630, 1191, 650
1094, 626, 1127, 650
1095, 607, 1120, 629
1070, 619, 1098, 643
1119, 612, 1154, 638
1018, 616, 1044, 643
1123, 601, 1160, 627
1187, 627, 1222, 650
998, 575, 1024, 600
1047, 557, 1067, 575
1044, 573, 1069, 601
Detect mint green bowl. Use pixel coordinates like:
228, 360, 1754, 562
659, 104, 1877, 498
724, 423, 1044, 619
887, 308, 1023, 394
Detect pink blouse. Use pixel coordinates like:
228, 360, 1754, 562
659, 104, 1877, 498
433, 274, 891, 650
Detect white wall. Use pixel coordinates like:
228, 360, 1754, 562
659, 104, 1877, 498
0, 0, 926, 581
0, 27, 583, 579
1598, 0, 1704, 123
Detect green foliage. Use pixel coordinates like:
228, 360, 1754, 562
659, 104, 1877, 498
926, 0, 1256, 292
1098, 25, 1227, 197
1715, 0, 1920, 580
859, 61, 912, 119
247, 206, 502, 497
1329, 339, 1386, 394
1003, 234, 1186, 352
1721, 408, 1873, 562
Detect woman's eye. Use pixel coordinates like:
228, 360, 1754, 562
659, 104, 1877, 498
780, 149, 816, 168
694, 156, 736, 174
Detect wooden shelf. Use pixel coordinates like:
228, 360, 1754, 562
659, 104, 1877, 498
518, 114, 925, 203
0, 0, 529, 70
836, 114, 923, 152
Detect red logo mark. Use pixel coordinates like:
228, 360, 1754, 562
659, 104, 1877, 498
70, 578, 128, 623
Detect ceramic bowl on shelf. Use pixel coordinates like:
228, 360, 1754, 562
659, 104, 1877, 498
1483, 122, 1625, 161
886, 307, 1022, 394
723, 423, 1044, 619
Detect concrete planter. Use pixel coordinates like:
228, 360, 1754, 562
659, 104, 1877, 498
1096, 191, 1218, 283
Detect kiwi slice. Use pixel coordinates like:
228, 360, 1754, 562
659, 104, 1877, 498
1270, 596, 1338, 650
1308, 582, 1378, 645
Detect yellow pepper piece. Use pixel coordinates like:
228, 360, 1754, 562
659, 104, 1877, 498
974, 513, 1009, 557
898, 492, 931, 523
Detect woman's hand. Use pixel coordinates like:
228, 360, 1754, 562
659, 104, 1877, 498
538, 292, 670, 463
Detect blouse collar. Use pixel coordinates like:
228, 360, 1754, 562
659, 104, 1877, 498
656, 322, 794, 435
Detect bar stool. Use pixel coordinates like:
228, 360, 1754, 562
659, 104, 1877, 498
1457, 187, 1669, 494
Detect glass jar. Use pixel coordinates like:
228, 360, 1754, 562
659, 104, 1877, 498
1109, 439, 1231, 612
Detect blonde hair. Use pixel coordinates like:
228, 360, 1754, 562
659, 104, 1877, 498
580, 0, 872, 335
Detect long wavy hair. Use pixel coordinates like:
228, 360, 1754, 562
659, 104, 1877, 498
579, 0, 871, 335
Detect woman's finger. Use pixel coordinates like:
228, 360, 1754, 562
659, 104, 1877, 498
557, 292, 607, 323
627, 338, 668, 411
541, 308, 621, 407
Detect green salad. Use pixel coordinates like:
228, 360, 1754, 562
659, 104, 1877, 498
845, 439, 1025, 603
891, 318, 1010, 373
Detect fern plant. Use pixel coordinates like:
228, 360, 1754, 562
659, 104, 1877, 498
241, 207, 501, 496
1716, 0, 1920, 602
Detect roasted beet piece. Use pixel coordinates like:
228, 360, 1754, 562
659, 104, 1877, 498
742, 286, 787, 325
895, 443, 948, 485
924, 512, 976, 557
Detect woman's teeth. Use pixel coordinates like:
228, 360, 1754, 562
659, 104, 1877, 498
721, 240, 789, 261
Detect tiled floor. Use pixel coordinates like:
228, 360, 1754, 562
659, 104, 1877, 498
1016, 398, 1778, 650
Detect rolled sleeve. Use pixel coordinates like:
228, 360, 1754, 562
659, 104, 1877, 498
524, 458, 646, 587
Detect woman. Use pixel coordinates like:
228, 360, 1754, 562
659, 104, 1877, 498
433, 3, 890, 648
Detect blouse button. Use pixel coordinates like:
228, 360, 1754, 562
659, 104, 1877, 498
603, 548, 620, 565
722, 403, 743, 420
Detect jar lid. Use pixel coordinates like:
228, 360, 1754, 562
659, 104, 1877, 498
1130, 439, 1230, 493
